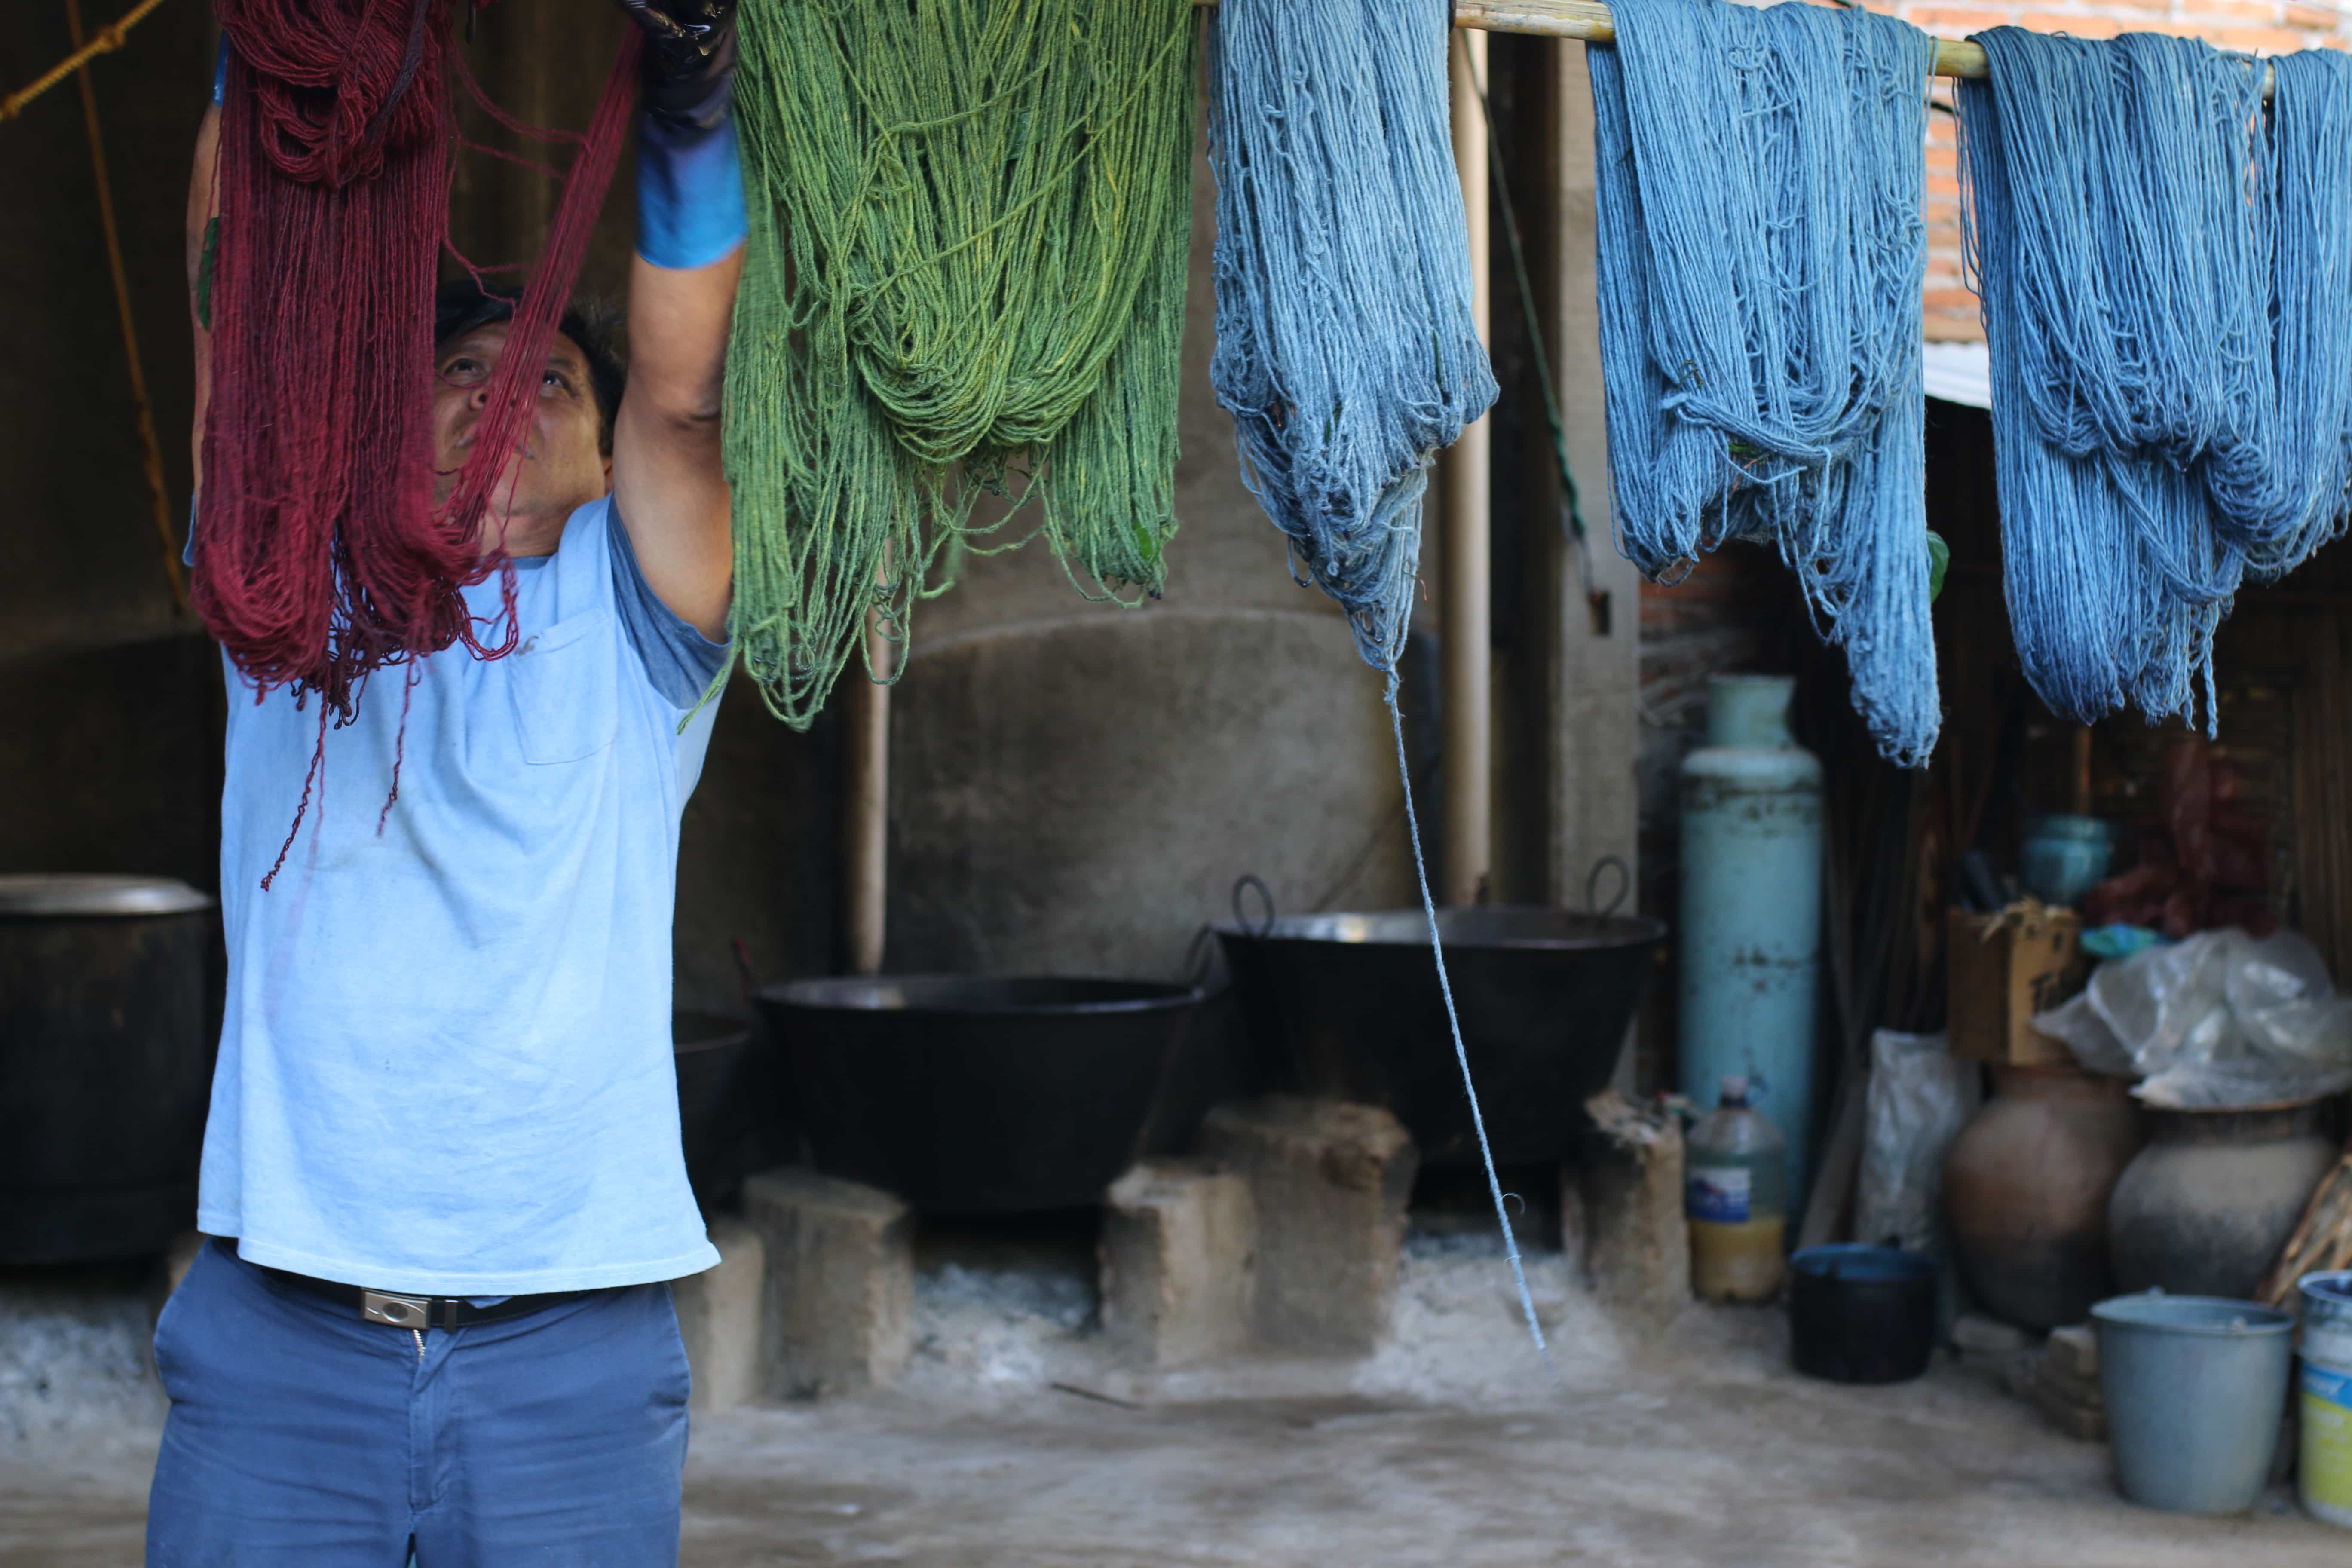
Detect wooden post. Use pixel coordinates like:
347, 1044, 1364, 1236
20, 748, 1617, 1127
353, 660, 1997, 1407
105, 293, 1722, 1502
840, 612, 890, 976
1442, 29, 1494, 909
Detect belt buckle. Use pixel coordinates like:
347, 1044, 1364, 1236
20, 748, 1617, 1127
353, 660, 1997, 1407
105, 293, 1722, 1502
361, 1289, 432, 1329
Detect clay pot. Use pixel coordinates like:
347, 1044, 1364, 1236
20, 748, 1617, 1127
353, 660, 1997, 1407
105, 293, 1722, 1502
1944, 1065, 2144, 1330
2108, 1098, 2337, 1301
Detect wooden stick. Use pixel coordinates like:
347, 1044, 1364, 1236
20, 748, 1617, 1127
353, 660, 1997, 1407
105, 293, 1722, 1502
0, 0, 171, 125
2260, 1152, 2352, 1305
67, 0, 186, 612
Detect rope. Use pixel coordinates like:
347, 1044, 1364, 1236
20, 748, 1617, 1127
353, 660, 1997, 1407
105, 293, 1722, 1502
1590, 0, 1940, 766
0, 0, 169, 125
65, 0, 184, 611
1955, 32, 2352, 728
721, 0, 1197, 729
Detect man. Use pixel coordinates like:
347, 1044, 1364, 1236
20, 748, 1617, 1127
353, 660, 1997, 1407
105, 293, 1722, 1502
147, 3, 747, 1561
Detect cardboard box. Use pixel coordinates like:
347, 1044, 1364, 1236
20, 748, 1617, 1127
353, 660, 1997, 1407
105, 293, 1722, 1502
1947, 905, 2088, 1066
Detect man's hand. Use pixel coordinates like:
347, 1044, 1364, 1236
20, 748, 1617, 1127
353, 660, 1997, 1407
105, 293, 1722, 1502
609, 0, 745, 644
617, 0, 738, 132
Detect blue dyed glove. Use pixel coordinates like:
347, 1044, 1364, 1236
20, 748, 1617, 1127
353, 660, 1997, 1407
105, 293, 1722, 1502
614, 0, 746, 271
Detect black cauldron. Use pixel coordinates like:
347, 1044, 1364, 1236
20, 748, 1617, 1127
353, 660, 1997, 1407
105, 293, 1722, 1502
1215, 889, 1664, 1166
753, 975, 1211, 1214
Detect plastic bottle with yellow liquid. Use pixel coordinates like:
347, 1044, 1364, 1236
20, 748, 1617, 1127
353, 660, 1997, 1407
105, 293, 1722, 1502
1686, 1076, 1787, 1302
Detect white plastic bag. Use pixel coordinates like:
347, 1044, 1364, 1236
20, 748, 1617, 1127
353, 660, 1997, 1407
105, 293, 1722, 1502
2032, 928, 2352, 1108
1855, 1029, 1980, 1255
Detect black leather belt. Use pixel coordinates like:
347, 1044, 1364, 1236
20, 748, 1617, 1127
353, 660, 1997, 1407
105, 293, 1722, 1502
260, 1265, 591, 1331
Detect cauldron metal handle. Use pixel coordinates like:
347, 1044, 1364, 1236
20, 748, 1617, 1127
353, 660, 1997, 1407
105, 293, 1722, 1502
1586, 855, 1631, 918
1231, 874, 1276, 937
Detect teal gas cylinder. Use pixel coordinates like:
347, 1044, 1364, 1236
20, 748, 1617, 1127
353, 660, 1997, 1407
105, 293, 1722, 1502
1678, 675, 1823, 1217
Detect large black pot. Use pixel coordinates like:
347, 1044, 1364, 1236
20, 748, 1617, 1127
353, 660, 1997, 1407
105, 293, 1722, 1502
1216, 901, 1665, 1165
674, 1010, 772, 1211
753, 976, 1207, 1214
0, 875, 218, 1263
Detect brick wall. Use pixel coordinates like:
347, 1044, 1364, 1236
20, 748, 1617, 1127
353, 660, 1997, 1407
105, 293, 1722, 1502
1876, 0, 2352, 339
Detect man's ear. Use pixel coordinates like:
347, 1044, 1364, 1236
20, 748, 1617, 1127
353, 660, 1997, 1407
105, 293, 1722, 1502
603, 453, 615, 489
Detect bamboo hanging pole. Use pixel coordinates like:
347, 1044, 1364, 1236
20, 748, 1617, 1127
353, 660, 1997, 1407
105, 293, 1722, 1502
1191, 0, 2281, 96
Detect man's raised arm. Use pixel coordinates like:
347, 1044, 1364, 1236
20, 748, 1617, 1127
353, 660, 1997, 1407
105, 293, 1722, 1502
610, 0, 746, 643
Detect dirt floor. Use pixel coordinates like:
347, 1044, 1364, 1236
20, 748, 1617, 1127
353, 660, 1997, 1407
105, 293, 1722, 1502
2, 1238, 2341, 1567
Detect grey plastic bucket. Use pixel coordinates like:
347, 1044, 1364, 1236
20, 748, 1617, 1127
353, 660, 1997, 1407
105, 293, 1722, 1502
2093, 1292, 2294, 1515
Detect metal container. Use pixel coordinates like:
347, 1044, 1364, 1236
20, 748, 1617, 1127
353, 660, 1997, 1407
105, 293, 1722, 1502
1678, 676, 1823, 1213
1214, 894, 1665, 1166
2094, 1292, 2294, 1515
0, 874, 217, 1262
1788, 1244, 1939, 1384
2109, 1099, 2336, 1302
753, 976, 1209, 1214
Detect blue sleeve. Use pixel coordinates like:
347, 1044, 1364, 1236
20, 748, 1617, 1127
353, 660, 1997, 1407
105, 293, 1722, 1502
606, 500, 731, 708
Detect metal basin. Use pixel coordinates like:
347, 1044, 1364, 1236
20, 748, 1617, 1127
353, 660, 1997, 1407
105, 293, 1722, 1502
1215, 905, 1666, 1165
0, 875, 218, 1263
674, 1010, 769, 1212
753, 976, 1209, 1214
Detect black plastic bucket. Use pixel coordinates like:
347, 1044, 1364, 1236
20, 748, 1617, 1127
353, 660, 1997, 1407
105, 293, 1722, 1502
1788, 1244, 1939, 1384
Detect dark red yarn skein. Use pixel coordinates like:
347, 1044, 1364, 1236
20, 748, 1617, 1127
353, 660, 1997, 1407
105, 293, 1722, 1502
196, 0, 640, 722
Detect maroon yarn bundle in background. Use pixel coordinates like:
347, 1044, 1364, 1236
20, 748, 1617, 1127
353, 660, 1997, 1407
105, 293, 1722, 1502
197, 0, 637, 719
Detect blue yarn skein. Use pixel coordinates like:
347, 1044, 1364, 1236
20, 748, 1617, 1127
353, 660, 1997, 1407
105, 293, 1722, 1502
1208, 0, 1551, 1364
1206, 0, 1497, 674
1589, 0, 1941, 766
1957, 32, 2352, 727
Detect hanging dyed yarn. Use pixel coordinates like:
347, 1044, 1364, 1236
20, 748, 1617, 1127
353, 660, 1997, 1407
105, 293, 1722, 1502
1207, 0, 1549, 1361
199, 0, 637, 718
1957, 33, 2352, 727
1205, 0, 1495, 674
1589, 0, 1939, 765
723, 0, 1197, 728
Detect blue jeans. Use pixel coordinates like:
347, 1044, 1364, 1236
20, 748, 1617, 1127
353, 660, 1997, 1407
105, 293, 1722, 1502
146, 1241, 690, 1566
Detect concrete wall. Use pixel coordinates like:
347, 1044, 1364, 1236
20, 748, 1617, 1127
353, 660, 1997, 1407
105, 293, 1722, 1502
878, 157, 1417, 982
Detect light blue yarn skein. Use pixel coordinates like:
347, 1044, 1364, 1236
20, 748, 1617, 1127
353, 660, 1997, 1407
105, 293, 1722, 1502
1589, 0, 1942, 767
1207, 0, 1551, 1363
1957, 32, 2352, 728
1206, 0, 1498, 674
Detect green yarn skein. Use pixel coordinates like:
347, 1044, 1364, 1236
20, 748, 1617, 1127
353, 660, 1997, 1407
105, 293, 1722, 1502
723, 0, 1197, 727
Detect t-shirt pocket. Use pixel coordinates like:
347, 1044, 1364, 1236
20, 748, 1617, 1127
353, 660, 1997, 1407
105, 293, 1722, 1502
507, 607, 620, 765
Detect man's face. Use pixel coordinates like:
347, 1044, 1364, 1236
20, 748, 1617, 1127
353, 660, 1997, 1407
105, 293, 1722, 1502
432, 323, 612, 548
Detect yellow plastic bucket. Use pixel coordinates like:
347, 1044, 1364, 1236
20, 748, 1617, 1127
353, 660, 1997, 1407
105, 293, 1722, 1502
2301, 1271, 2352, 1529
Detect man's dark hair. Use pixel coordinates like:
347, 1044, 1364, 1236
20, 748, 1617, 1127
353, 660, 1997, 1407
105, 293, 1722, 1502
433, 279, 628, 455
